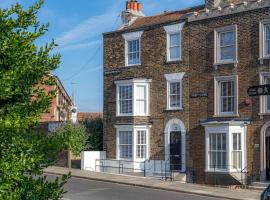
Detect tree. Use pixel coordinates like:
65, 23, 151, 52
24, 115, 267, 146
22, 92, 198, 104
82, 118, 103, 151
0, 1, 70, 199
55, 123, 88, 168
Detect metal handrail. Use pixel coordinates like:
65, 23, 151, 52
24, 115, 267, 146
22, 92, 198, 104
208, 164, 248, 187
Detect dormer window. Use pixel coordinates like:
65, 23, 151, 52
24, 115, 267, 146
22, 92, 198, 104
214, 25, 237, 65
260, 20, 270, 59
164, 23, 184, 62
122, 31, 143, 66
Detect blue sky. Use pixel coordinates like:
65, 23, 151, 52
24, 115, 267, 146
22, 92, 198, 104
0, 0, 203, 112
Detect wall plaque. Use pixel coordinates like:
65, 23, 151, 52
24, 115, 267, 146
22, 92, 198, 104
190, 93, 208, 98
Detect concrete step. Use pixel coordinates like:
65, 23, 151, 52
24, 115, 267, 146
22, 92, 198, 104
248, 182, 269, 191
173, 172, 186, 182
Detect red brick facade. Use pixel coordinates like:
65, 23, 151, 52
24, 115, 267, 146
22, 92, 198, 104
39, 76, 73, 124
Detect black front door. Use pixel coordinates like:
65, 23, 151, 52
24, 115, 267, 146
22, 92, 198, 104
170, 131, 182, 171
266, 137, 270, 181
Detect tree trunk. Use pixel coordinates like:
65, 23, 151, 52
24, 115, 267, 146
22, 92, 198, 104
68, 150, 71, 169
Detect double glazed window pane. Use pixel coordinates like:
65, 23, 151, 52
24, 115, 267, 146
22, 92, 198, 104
135, 85, 146, 115
265, 24, 270, 56
220, 81, 235, 113
128, 40, 140, 65
169, 82, 181, 108
119, 131, 133, 159
232, 133, 242, 169
119, 85, 133, 114
169, 33, 181, 60
219, 30, 235, 61
136, 131, 147, 159
209, 133, 227, 169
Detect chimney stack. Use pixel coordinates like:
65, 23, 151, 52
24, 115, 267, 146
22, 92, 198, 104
120, 0, 144, 29
205, 0, 246, 9
205, 0, 222, 9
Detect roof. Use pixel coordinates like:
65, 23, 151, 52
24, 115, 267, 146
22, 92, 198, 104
123, 5, 204, 31
77, 112, 103, 122
54, 75, 73, 106
104, 5, 204, 35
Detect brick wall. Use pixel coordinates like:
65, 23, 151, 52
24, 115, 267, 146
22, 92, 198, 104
103, 22, 190, 160
103, 4, 270, 185
188, 7, 269, 183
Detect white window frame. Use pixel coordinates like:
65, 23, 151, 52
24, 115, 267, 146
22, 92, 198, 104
214, 75, 238, 116
259, 72, 270, 114
115, 125, 151, 162
122, 31, 143, 67
118, 130, 133, 160
232, 132, 242, 170
165, 72, 185, 110
204, 124, 246, 173
117, 84, 133, 116
115, 79, 151, 117
164, 23, 184, 62
214, 25, 238, 65
260, 20, 270, 59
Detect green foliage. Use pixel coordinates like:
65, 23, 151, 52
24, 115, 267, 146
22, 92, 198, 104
55, 123, 88, 156
82, 118, 103, 151
0, 0, 70, 199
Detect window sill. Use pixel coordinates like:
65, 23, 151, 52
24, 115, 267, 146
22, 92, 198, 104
259, 57, 270, 61
258, 112, 270, 116
166, 59, 182, 64
214, 60, 238, 66
125, 63, 141, 67
116, 115, 150, 117
205, 169, 245, 173
166, 108, 183, 111
117, 114, 133, 117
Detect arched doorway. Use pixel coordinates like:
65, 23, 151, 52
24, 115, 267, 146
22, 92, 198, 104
260, 121, 270, 181
164, 119, 186, 172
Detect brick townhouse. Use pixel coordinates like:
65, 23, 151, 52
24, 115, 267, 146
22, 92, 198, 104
103, 0, 270, 185
38, 76, 75, 131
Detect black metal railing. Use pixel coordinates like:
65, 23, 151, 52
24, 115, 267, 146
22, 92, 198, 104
208, 164, 248, 187
95, 154, 185, 181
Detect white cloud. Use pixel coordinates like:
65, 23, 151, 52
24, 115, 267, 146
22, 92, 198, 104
54, 40, 101, 53
55, 11, 120, 47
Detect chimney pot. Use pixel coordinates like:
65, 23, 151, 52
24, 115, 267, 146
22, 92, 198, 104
130, 1, 134, 10
137, 3, 142, 12
134, 1, 138, 11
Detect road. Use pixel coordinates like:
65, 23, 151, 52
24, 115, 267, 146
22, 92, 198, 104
47, 175, 226, 200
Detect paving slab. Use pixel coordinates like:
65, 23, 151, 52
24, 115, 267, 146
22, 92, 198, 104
44, 166, 261, 200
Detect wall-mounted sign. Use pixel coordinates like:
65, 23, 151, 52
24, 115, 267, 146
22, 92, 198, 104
247, 84, 270, 96
190, 93, 208, 98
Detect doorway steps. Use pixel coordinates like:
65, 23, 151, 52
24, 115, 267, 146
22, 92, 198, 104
248, 182, 269, 191
152, 171, 186, 182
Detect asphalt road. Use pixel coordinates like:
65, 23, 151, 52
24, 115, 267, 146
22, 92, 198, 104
47, 175, 226, 200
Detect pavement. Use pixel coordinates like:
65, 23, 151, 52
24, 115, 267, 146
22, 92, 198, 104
44, 166, 261, 200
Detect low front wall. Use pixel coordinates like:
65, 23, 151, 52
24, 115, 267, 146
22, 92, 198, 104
81, 151, 106, 171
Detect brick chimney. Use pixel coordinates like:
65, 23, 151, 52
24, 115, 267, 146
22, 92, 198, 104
120, 0, 144, 29
205, 0, 221, 8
